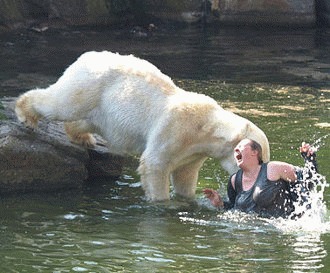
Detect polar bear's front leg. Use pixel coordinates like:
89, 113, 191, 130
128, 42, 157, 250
171, 157, 207, 198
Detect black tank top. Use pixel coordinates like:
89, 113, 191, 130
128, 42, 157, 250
228, 163, 294, 218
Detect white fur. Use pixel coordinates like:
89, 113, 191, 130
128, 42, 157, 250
15, 51, 270, 201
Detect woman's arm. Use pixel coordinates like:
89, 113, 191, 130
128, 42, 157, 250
267, 161, 297, 183
267, 142, 318, 183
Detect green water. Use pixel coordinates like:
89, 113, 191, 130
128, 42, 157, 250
0, 26, 329, 272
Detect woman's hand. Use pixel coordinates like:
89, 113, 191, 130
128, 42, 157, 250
300, 142, 315, 158
203, 188, 224, 208
299, 142, 318, 172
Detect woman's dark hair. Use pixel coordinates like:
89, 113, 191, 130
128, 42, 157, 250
249, 139, 263, 165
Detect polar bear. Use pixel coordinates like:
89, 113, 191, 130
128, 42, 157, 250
15, 51, 270, 201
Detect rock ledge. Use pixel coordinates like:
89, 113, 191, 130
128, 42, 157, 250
0, 97, 126, 194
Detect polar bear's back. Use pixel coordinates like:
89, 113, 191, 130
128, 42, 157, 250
63, 51, 177, 94
43, 51, 181, 123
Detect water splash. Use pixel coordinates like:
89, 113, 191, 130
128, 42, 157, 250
310, 134, 329, 151
269, 137, 329, 234
269, 182, 330, 234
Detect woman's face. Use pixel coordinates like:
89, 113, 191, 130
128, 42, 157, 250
234, 139, 254, 167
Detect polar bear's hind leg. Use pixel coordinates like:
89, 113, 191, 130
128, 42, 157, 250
64, 120, 96, 148
138, 154, 172, 201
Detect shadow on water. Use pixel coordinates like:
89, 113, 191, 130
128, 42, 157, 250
0, 25, 330, 272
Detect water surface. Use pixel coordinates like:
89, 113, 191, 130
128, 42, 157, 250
0, 25, 329, 272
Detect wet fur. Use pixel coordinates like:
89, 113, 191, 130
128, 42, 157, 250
15, 51, 270, 201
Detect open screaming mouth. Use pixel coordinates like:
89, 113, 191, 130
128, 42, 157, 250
235, 152, 242, 161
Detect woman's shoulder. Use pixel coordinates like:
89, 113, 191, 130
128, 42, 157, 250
267, 161, 296, 182
267, 161, 293, 169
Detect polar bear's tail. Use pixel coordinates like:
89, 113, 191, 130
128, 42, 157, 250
15, 89, 97, 148
15, 81, 92, 126
15, 86, 73, 127
15, 89, 44, 128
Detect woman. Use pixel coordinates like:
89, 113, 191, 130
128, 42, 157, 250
203, 139, 318, 218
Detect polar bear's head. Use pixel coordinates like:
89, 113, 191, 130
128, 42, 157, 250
210, 109, 270, 174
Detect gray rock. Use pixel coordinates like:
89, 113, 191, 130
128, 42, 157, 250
0, 97, 125, 193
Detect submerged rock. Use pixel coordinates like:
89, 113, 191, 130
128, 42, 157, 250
0, 97, 125, 194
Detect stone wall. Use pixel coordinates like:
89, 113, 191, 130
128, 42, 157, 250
0, 0, 115, 30
0, 0, 323, 31
215, 0, 316, 26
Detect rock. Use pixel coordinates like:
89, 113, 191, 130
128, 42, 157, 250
0, 97, 125, 194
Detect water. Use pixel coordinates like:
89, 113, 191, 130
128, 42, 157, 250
0, 25, 330, 272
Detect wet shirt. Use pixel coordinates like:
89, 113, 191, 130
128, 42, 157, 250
225, 163, 295, 218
